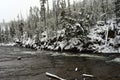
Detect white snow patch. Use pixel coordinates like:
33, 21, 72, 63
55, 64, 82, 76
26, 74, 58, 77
0, 43, 16, 46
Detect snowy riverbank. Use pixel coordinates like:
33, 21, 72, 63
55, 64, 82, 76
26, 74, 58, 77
15, 20, 120, 53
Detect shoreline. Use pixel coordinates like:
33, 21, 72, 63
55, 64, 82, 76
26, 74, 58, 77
14, 41, 120, 54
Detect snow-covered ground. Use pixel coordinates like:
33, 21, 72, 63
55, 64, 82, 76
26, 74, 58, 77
87, 19, 119, 53
0, 43, 16, 46
15, 19, 120, 53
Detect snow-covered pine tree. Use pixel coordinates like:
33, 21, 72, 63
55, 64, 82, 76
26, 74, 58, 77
40, 0, 47, 28
115, 0, 120, 23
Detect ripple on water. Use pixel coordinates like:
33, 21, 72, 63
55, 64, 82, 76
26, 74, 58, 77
21, 51, 36, 54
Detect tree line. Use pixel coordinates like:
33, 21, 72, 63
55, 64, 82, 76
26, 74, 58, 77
0, 0, 118, 43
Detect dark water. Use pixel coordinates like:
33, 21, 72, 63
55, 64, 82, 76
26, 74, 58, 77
0, 46, 120, 80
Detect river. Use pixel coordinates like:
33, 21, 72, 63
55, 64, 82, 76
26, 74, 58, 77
0, 46, 120, 80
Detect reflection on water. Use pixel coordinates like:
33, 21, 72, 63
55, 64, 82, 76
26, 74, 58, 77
0, 46, 120, 80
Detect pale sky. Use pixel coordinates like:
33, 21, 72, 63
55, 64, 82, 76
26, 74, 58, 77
0, 0, 40, 22
0, 0, 81, 23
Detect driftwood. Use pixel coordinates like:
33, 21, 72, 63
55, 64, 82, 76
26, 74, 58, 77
46, 72, 66, 80
82, 74, 94, 77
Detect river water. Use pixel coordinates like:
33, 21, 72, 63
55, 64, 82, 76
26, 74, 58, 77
0, 46, 120, 80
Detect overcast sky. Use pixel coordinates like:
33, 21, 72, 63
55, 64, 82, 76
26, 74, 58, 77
0, 0, 81, 23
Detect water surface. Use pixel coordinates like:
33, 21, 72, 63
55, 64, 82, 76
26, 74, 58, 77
0, 46, 120, 80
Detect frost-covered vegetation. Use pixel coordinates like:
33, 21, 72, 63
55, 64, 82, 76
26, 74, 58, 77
0, 0, 120, 53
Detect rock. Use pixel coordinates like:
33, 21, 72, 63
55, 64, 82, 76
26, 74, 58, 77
17, 56, 22, 60
75, 67, 78, 72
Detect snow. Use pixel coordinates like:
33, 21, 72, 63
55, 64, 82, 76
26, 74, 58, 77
57, 40, 67, 51
88, 20, 119, 53
57, 29, 65, 38
22, 38, 35, 46
108, 57, 120, 63
14, 19, 120, 53
0, 43, 16, 46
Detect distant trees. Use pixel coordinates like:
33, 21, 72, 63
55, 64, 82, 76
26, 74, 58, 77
9, 21, 16, 38
0, 0, 117, 43
27, 7, 40, 36
0, 21, 10, 43
0, 26, 2, 42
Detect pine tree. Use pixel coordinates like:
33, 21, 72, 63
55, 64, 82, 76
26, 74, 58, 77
67, 0, 71, 15
115, 0, 120, 23
10, 21, 16, 38
19, 22, 24, 37
4, 26, 9, 43
0, 25, 2, 42
40, 0, 47, 28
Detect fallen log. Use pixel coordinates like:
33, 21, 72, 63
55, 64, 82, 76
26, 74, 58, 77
46, 72, 66, 80
82, 74, 94, 77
